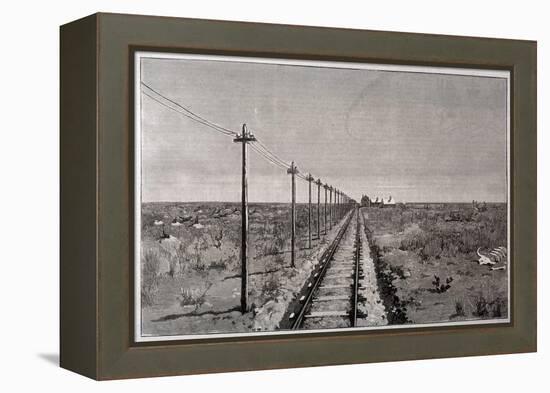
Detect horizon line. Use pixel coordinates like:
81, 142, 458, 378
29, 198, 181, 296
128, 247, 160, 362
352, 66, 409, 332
142, 200, 507, 204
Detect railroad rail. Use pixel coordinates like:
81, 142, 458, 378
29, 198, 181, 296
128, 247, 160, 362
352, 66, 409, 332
289, 207, 363, 329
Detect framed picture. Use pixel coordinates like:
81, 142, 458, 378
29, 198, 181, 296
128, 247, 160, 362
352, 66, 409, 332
60, 13, 537, 379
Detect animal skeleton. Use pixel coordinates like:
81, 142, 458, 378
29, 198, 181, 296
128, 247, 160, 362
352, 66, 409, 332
490, 265, 506, 271
477, 248, 495, 265
477, 247, 507, 268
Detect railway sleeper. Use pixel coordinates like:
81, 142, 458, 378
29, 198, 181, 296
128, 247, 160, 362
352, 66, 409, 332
319, 284, 354, 289
313, 295, 351, 302
324, 273, 354, 279
305, 311, 349, 318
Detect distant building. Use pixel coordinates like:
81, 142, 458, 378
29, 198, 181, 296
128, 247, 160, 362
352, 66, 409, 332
382, 195, 396, 207
361, 194, 397, 208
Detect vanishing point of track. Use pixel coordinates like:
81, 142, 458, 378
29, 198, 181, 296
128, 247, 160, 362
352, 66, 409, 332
289, 207, 364, 329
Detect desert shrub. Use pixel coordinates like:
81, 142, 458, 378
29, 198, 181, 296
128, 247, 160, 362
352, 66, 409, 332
261, 240, 280, 257
296, 237, 307, 251
399, 209, 507, 260
209, 258, 227, 270
382, 245, 393, 253
174, 242, 188, 274
454, 300, 466, 317
191, 238, 209, 271
254, 221, 270, 242
273, 253, 286, 267
223, 221, 242, 250
141, 248, 161, 306
272, 221, 289, 251
429, 275, 453, 293
178, 283, 213, 312
390, 265, 406, 279
296, 205, 309, 232
471, 294, 507, 319
262, 272, 282, 300
399, 232, 427, 252
421, 237, 443, 260
194, 259, 207, 272
459, 230, 478, 254
368, 238, 409, 324
223, 254, 238, 271
445, 242, 459, 258
491, 297, 506, 318
208, 227, 224, 249
393, 214, 406, 232
471, 294, 489, 317
167, 254, 177, 277
179, 288, 199, 306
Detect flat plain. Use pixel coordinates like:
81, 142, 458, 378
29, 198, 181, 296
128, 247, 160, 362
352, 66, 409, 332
139, 201, 508, 337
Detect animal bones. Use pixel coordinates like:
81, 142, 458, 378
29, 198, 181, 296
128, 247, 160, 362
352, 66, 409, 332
477, 247, 507, 269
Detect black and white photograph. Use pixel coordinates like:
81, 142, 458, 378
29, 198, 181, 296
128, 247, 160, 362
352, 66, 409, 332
134, 52, 510, 341
0, 0, 544, 388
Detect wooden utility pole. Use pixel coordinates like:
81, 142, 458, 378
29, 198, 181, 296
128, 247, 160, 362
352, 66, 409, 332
339, 190, 342, 218
306, 174, 314, 249
342, 193, 345, 216
336, 189, 340, 219
233, 124, 255, 314
316, 179, 321, 239
334, 188, 337, 224
323, 184, 328, 234
329, 186, 333, 230
335, 189, 337, 220
287, 161, 298, 268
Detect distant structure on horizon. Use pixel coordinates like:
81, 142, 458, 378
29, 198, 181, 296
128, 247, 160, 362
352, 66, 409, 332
360, 194, 396, 208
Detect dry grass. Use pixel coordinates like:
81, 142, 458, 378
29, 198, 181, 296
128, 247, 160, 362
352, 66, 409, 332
141, 248, 161, 306
363, 203, 508, 325
397, 204, 506, 260
139, 201, 350, 336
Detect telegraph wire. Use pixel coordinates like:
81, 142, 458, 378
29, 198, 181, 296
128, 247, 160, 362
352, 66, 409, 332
141, 82, 238, 137
252, 142, 291, 169
142, 82, 347, 193
254, 137, 292, 168
250, 144, 290, 171
141, 91, 238, 139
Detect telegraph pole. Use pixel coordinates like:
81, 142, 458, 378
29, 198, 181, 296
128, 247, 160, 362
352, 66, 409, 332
316, 179, 321, 239
342, 193, 347, 216
336, 189, 340, 219
342, 193, 345, 216
287, 161, 299, 268
306, 174, 314, 249
334, 188, 337, 221
323, 184, 328, 234
338, 191, 344, 218
233, 124, 255, 314
339, 190, 342, 219
329, 186, 333, 230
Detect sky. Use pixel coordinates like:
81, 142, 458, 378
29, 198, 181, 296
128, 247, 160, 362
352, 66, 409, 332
139, 55, 508, 203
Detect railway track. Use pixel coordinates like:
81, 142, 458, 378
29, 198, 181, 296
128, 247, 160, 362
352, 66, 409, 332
289, 207, 364, 329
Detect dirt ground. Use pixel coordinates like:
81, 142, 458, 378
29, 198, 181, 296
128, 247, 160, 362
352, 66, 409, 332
362, 203, 508, 325
139, 201, 350, 337
139, 201, 508, 337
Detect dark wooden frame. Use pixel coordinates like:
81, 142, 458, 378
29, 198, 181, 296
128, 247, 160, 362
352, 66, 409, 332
60, 12, 537, 380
